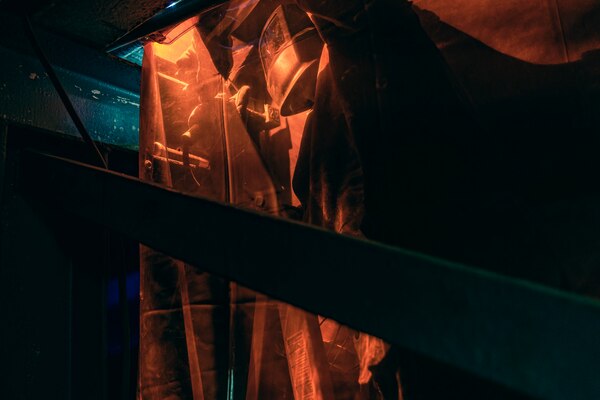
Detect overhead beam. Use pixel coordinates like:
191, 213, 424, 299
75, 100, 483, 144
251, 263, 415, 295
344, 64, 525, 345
18, 149, 600, 400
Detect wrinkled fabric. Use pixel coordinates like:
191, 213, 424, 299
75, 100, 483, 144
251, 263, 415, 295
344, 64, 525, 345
414, 0, 600, 65
410, 2, 600, 295
139, 248, 230, 400
294, 0, 477, 254
292, 1, 483, 396
293, 61, 365, 236
138, 0, 490, 398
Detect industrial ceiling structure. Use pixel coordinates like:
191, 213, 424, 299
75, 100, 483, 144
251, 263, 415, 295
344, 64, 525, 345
4, 0, 171, 47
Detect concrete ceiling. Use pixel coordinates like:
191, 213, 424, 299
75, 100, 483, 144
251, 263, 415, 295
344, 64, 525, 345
10, 0, 172, 48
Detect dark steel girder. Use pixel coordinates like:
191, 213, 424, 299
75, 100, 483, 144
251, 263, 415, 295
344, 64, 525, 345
18, 149, 600, 400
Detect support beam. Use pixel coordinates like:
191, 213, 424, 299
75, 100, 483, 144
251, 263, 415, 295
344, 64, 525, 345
18, 149, 600, 400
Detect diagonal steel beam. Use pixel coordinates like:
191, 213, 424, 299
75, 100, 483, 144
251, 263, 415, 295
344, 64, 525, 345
18, 149, 600, 400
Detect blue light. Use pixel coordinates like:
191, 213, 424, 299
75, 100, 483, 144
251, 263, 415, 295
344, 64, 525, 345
107, 271, 140, 308
166, 0, 182, 8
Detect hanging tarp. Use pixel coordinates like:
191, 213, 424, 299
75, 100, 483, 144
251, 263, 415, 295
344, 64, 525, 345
414, 0, 600, 65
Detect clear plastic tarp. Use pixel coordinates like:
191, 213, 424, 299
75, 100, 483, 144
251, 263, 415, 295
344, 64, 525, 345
138, 1, 397, 399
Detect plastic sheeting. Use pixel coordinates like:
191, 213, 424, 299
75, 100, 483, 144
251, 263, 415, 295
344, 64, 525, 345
138, 1, 396, 399
137, 0, 600, 397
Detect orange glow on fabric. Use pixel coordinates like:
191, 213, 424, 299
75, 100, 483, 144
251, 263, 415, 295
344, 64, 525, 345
137, 2, 396, 398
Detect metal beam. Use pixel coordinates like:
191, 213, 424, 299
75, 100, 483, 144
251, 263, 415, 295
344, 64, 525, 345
18, 149, 600, 400
106, 0, 226, 54
0, 14, 140, 149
